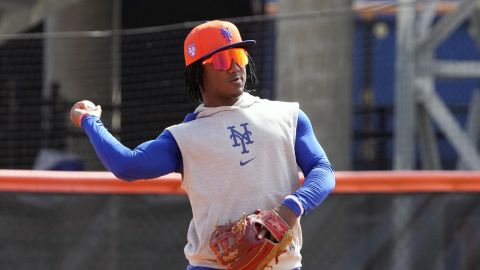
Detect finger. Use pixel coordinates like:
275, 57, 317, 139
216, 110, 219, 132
74, 108, 88, 114
75, 100, 89, 109
81, 100, 96, 109
72, 102, 85, 110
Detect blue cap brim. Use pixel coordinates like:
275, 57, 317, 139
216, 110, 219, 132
201, 40, 256, 61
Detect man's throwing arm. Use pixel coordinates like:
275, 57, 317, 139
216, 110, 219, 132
81, 115, 182, 181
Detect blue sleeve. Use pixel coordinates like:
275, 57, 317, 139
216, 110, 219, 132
81, 115, 182, 181
282, 109, 335, 216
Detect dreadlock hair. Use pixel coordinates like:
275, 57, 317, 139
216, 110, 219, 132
183, 54, 259, 103
184, 60, 204, 103
244, 54, 259, 93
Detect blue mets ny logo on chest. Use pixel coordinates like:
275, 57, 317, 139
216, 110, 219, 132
227, 123, 253, 154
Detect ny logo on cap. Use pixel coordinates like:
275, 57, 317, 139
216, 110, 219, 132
187, 43, 196, 57
220, 27, 232, 43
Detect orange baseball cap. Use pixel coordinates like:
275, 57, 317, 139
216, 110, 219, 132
184, 20, 256, 66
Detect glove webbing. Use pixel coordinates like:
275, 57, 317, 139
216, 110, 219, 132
252, 230, 294, 270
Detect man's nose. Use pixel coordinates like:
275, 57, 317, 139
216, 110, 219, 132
228, 60, 241, 72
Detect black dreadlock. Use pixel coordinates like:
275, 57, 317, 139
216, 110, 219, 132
184, 61, 203, 103
183, 55, 259, 103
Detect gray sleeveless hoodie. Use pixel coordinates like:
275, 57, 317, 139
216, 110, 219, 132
166, 92, 302, 269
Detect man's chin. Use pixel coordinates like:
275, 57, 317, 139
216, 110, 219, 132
225, 87, 243, 98
233, 90, 244, 97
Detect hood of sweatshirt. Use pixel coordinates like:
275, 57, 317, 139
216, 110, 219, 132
193, 92, 260, 119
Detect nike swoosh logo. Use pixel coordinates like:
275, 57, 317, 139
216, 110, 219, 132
240, 157, 256, 166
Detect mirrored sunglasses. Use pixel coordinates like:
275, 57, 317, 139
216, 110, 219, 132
202, 48, 249, 71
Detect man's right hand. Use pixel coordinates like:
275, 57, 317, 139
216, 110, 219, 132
70, 100, 102, 128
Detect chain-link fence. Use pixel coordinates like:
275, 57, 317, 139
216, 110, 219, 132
1, 191, 479, 269
0, 18, 277, 171
0, 3, 478, 171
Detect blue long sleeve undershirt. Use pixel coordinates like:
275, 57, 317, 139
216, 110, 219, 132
292, 110, 335, 215
81, 109, 335, 215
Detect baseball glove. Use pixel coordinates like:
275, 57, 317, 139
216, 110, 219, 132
210, 210, 294, 270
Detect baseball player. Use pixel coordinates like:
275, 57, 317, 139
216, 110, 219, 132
70, 20, 335, 270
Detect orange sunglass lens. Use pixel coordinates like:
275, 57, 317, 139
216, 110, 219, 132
211, 50, 231, 70
202, 49, 248, 70
231, 49, 249, 67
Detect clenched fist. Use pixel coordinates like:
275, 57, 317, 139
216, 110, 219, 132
70, 100, 102, 128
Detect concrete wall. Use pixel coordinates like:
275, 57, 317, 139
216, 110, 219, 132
44, 0, 114, 170
276, 0, 353, 170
